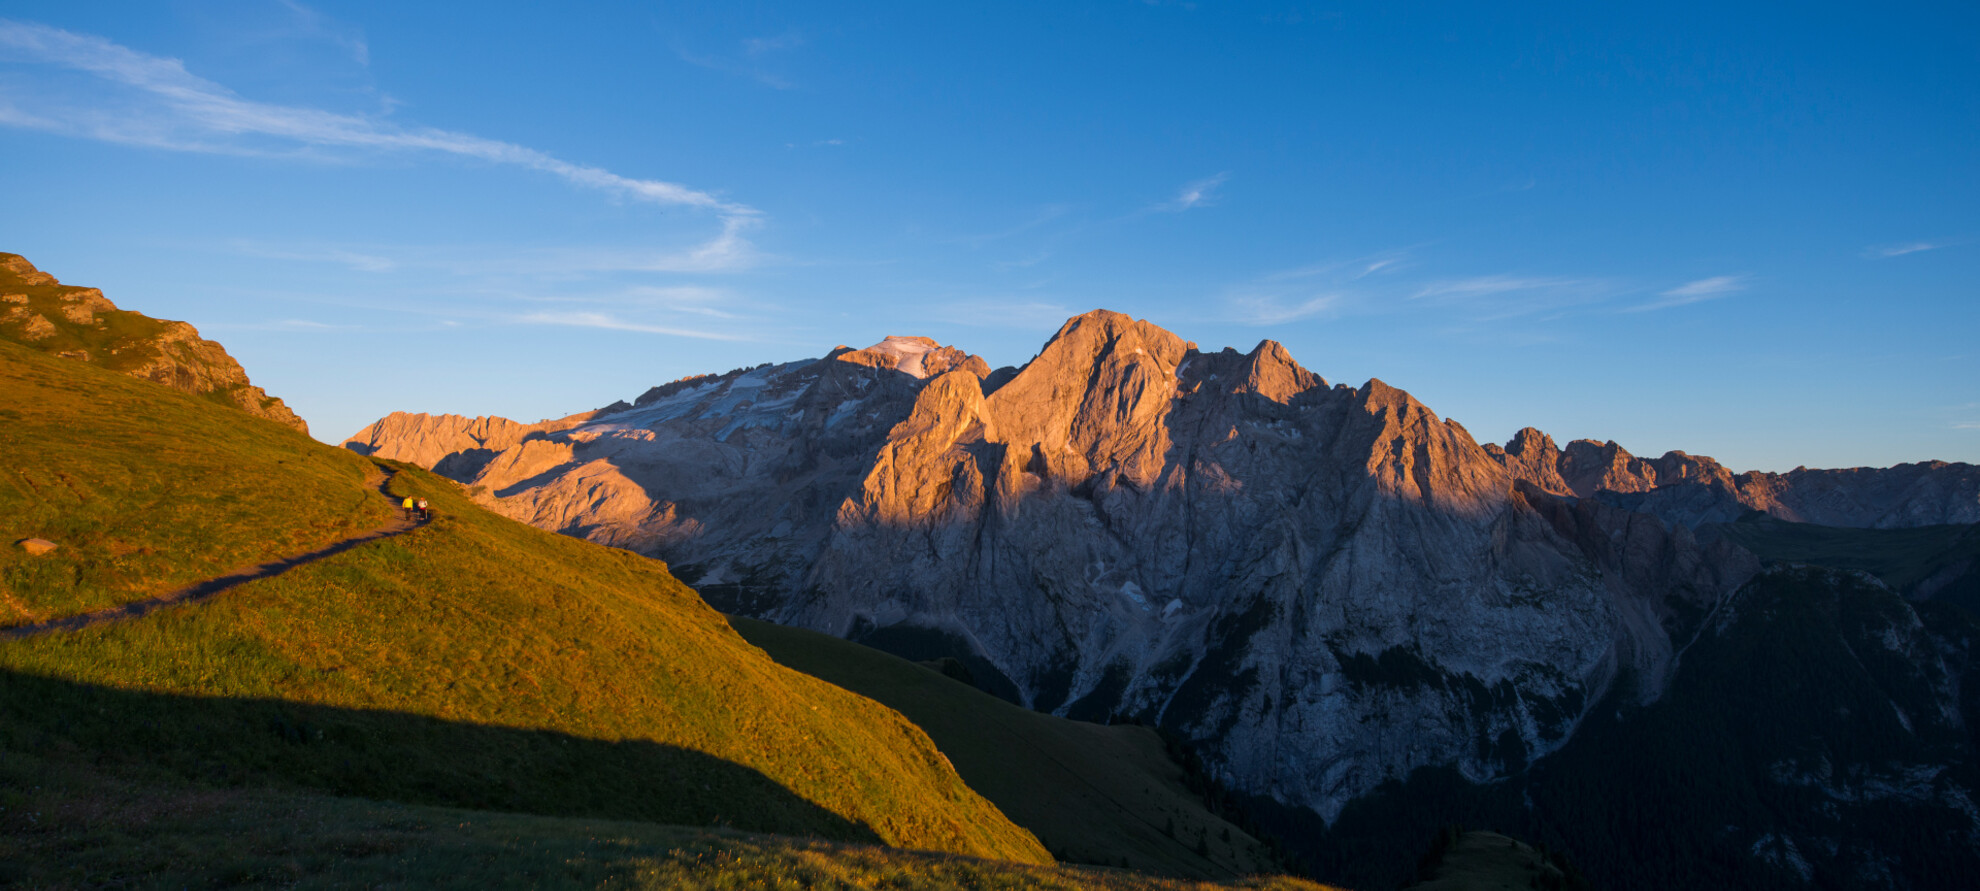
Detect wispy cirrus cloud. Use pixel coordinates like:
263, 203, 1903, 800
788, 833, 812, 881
948, 204, 1072, 248
674, 30, 804, 89
0, 17, 759, 265
206, 317, 361, 332
1154, 172, 1229, 212
1227, 292, 1342, 325
271, 0, 370, 67
1623, 274, 1748, 313
1867, 241, 1943, 258
1412, 275, 1614, 321
1221, 251, 1410, 325
930, 299, 1079, 331
225, 213, 762, 279
515, 310, 752, 341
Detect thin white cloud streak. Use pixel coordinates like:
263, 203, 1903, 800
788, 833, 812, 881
274, 0, 369, 67
1623, 275, 1748, 313
742, 32, 804, 57
931, 300, 1077, 331
232, 244, 398, 273
1412, 275, 1616, 322
1413, 275, 1581, 301
1868, 241, 1941, 258
1156, 172, 1229, 212
673, 32, 803, 89
207, 318, 360, 332
1224, 251, 1411, 326
949, 204, 1071, 247
1227, 293, 1341, 325
516, 310, 751, 341
225, 214, 761, 278
0, 19, 758, 234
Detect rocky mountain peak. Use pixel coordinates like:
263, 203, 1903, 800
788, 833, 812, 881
0, 253, 56, 286
1237, 339, 1321, 403
1486, 427, 1572, 495
834, 335, 991, 380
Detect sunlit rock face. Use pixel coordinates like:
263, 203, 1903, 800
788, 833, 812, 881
349, 310, 1781, 820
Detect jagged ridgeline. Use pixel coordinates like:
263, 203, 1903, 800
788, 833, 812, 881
0, 334, 1053, 866
351, 309, 1980, 889
0, 253, 307, 433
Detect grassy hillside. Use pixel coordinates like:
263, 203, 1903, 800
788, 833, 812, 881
0, 342, 1047, 864
3, 748, 1336, 890
0, 339, 388, 627
730, 615, 1281, 879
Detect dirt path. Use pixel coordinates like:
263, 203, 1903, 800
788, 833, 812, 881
1, 465, 424, 641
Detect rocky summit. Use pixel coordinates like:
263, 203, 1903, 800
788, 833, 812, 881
345, 309, 1969, 824
0, 253, 308, 433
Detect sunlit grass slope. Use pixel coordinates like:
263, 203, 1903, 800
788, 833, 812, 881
2, 750, 1335, 891
0, 340, 388, 626
730, 615, 1278, 879
0, 344, 1047, 863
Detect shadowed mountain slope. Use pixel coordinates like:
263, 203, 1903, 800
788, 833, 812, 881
729, 614, 1279, 879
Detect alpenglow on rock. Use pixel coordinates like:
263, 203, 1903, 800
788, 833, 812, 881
350, 310, 1786, 819
0, 252, 309, 433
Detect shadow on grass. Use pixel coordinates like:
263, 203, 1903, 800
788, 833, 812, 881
0, 667, 882, 845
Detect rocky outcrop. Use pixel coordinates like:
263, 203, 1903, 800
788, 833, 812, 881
350, 311, 1760, 820
0, 253, 309, 434
1486, 431, 1980, 528
340, 411, 601, 474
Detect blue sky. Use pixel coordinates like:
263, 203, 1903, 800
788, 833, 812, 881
1, 1, 1974, 471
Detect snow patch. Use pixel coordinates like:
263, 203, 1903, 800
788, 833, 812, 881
863, 335, 940, 378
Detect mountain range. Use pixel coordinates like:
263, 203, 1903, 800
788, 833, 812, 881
347, 309, 1980, 887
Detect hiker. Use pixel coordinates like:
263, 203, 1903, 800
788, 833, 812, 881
401, 495, 416, 520
417, 498, 431, 521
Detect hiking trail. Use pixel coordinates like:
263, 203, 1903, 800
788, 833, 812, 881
2, 464, 424, 640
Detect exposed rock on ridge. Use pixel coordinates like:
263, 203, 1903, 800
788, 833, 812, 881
0, 253, 308, 433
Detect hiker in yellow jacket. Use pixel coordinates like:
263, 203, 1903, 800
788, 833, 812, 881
401, 495, 416, 521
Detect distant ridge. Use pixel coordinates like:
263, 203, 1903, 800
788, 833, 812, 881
1485, 426, 1980, 528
